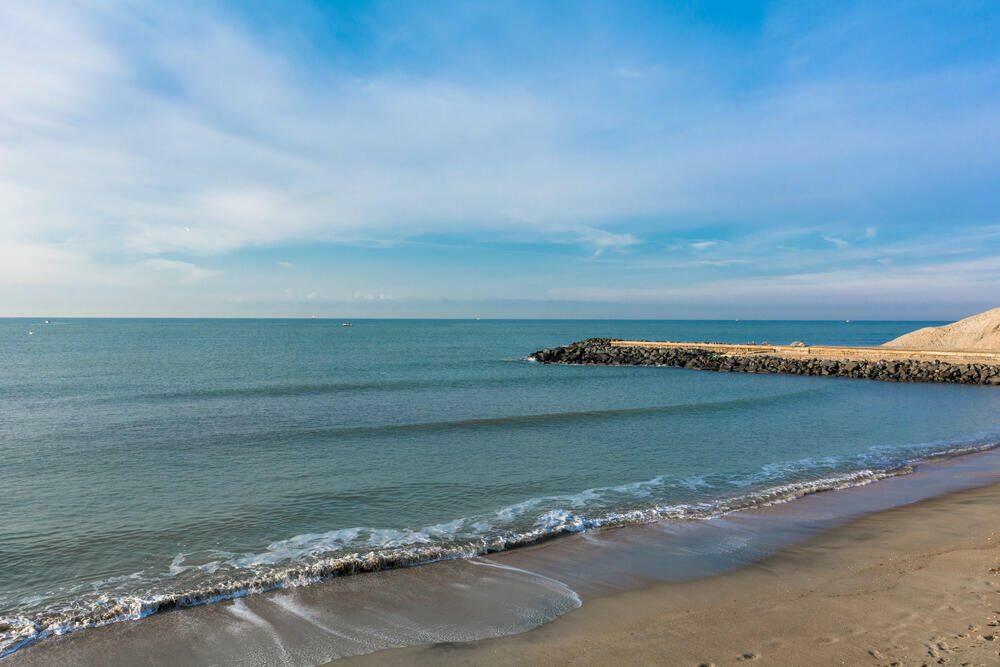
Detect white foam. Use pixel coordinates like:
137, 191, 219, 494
678, 475, 712, 490
469, 559, 582, 608
493, 474, 668, 522
168, 553, 188, 576
4, 440, 998, 661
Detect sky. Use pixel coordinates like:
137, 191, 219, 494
2, 0, 998, 319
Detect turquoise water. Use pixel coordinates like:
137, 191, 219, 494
2, 318, 999, 656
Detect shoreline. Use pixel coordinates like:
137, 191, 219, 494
346, 481, 1000, 666
6, 446, 999, 665
3, 438, 997, 661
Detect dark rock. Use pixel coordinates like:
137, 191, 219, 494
529, 340, 1000, 386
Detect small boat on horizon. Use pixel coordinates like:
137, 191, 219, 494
341, 322, 353, 327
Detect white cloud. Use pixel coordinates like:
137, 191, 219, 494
0, 1, 997, 315
576, 227, 642, 256
3, 2, 995, 263
353, 291, 394, 301
547, 254, 1000, 304
0, 242, 108, 286
141, 258, 219, 282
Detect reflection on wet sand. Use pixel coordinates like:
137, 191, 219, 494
8, 449, 999, 666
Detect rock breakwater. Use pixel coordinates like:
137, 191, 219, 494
530, 339, 1000, 386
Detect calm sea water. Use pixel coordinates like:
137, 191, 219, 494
3, 318, 999, 656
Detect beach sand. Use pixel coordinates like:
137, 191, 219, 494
344, 483, 1000, 666
7, 452, 998, 665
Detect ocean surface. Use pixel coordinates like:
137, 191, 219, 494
3, 318, 1000, 658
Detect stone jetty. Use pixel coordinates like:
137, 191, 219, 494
530, 338, 1000, 386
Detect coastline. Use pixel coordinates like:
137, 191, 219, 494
7, 446, 999, 665
3, 436, 997, 661
346, 481, 1000, 666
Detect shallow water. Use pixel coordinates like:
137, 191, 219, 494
2, 318, 999, 657
8, 449, 999, 666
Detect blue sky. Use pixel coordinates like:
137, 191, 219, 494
2, 0, 998, 318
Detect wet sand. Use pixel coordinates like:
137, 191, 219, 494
347, 482, 1000, 666
7, 450, 999, 665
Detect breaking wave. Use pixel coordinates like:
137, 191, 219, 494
2, 437, 997, 659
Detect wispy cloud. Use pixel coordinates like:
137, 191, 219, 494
353, 291, 394, 301
141, 259, 219, 283
576, 227, 642, 257
699, 259, 750, 267
0, 1, 996, 316
548, 254, 1000, 306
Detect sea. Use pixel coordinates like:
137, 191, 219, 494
3, 318, 999, 660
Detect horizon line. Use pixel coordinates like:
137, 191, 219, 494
4, 316, 950, 322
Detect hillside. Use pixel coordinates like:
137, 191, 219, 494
883, 307, 1000, 352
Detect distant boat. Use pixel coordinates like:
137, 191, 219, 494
44, 320, 50, 324
341, 322, 353, 327
28, 330, 34, 335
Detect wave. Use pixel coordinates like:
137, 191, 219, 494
270, 389, 821, 441
10, 369, 645, 404
100, 370, 644, 404
2, 437, 997, 659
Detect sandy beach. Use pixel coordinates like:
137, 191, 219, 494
6, 447, 998, 665
4, 315, 999, 664
6, 0, 999, 662
346, 482, 1000, 666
